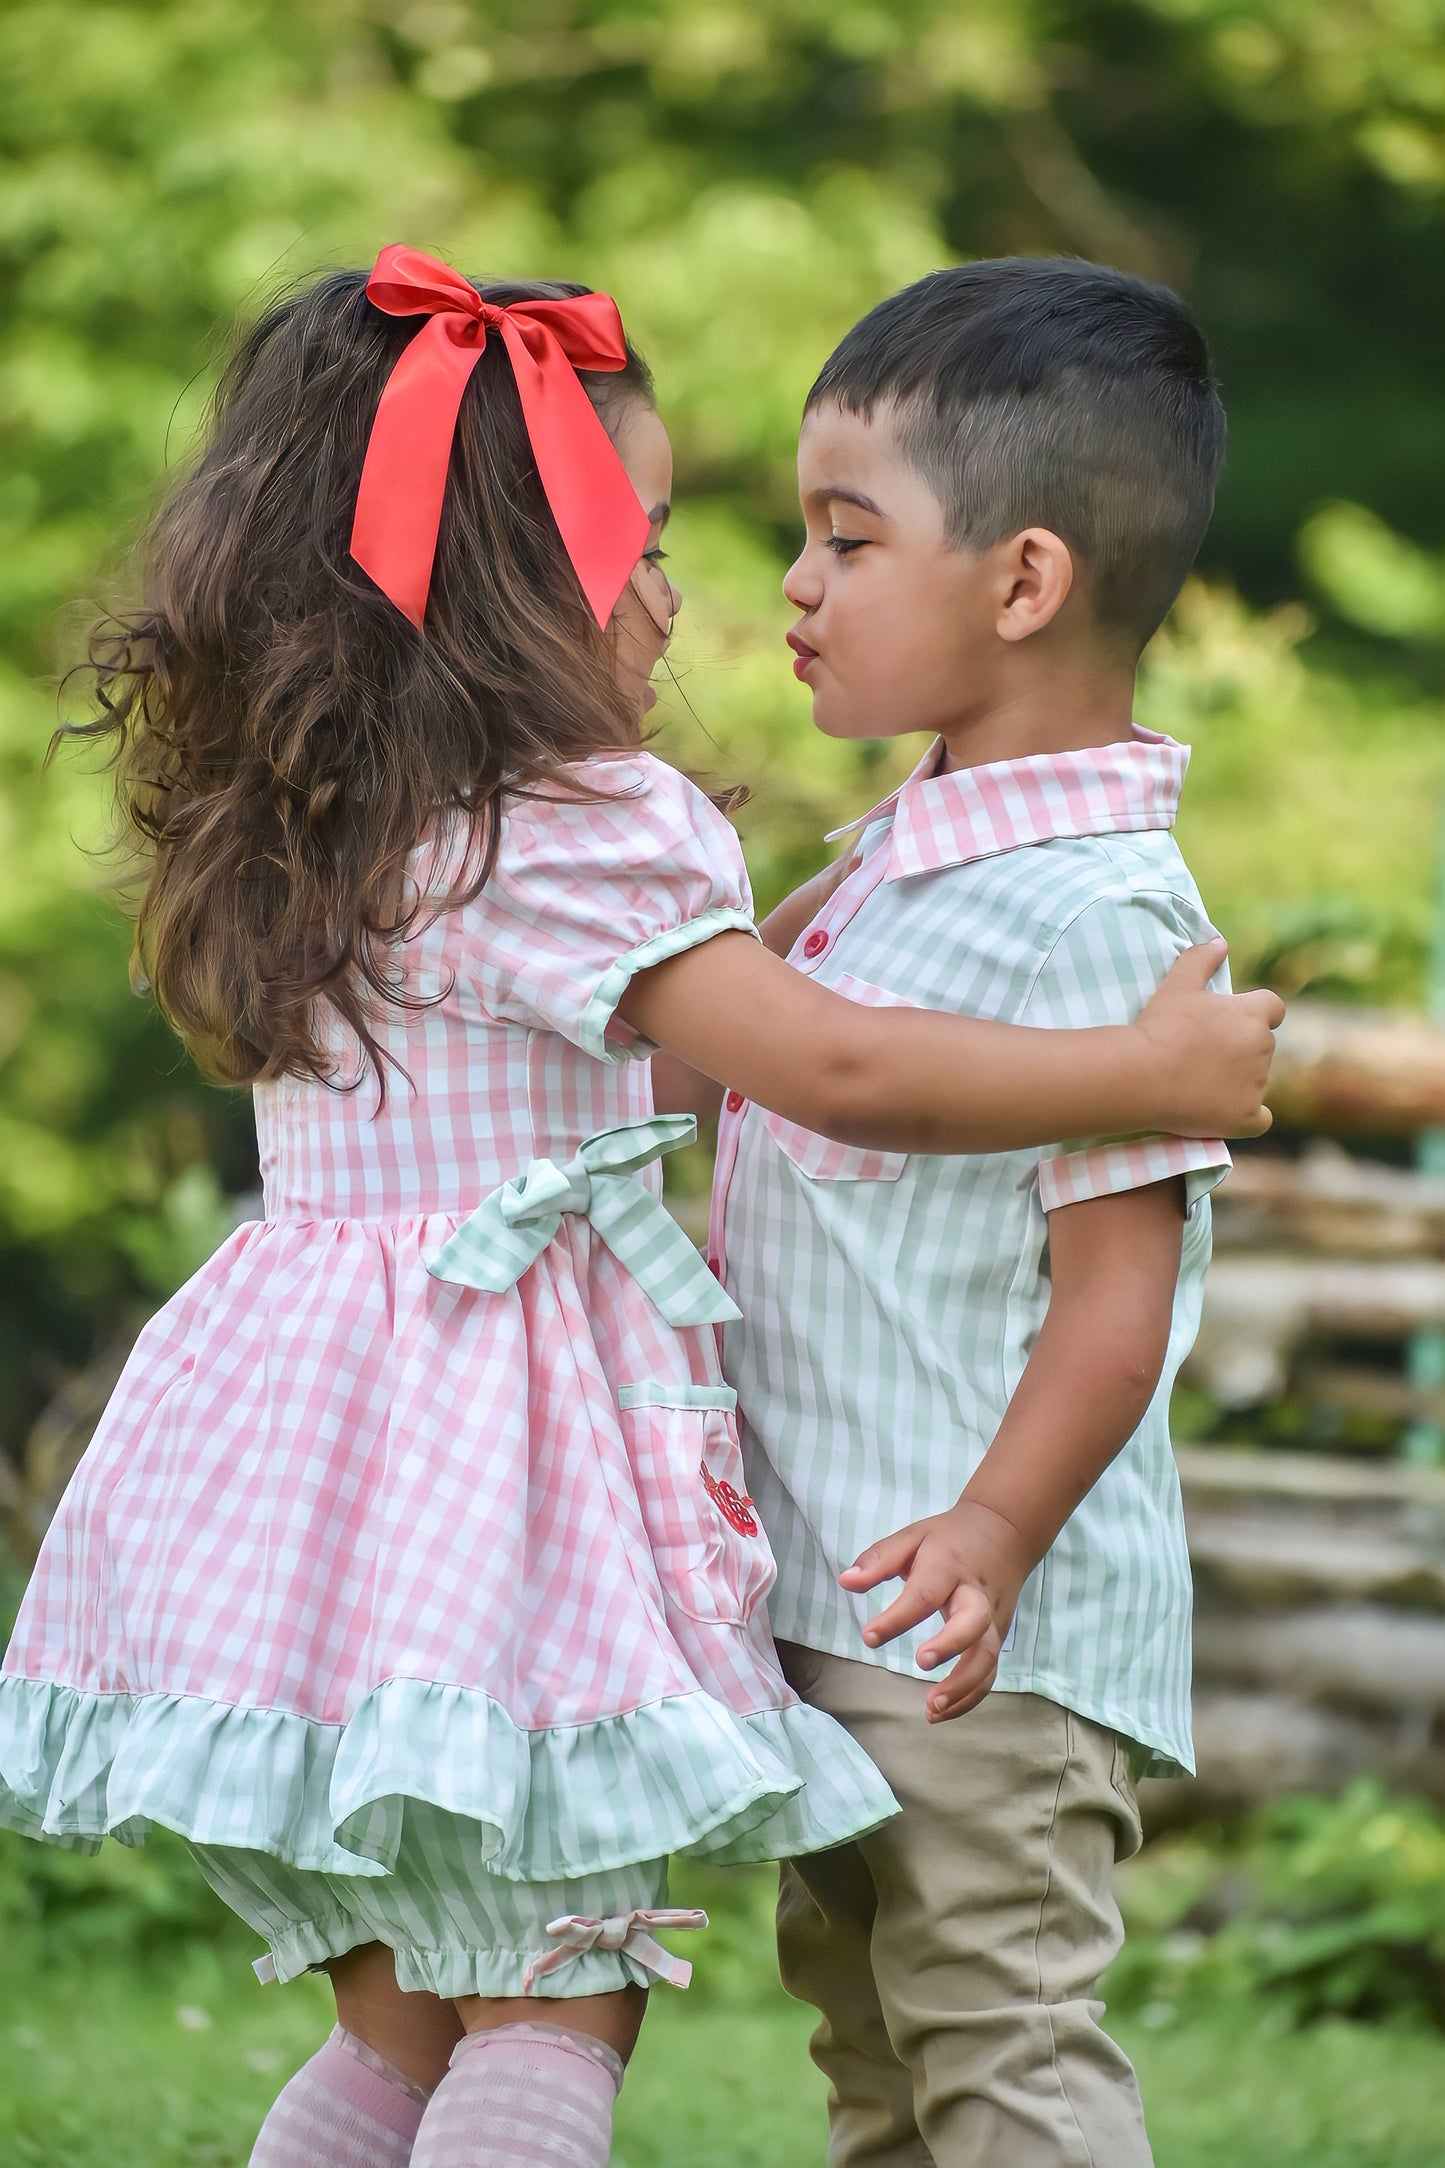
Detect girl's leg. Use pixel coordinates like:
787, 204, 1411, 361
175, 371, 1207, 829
185, 1848, 439, 2168
409, 1988, 644, 2168
329, 1942, 466, 2089
453, 1984, 646, 2060
309, 1815, 672, 2165
250, 1943, 460, 2167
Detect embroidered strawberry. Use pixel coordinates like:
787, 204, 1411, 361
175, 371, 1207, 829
701, 1458, 760, 1537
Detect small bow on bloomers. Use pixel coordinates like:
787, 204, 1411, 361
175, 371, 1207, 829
521, 1908, 710, 1995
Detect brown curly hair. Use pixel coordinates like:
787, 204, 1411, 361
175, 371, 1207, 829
66, 267, 656, 1089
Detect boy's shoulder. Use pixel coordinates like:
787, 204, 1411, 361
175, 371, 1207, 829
874, 823, 1209, 942
841, 826, 1214, 1021
1027, 826, 1210, 922
986, 830, 1217, 990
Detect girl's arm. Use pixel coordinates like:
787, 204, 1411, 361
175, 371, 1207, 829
650, 856, 860, 1121
840, 1178, 1186, 1720
618, 929, 1281, 1154
649, 1049, 723, 1124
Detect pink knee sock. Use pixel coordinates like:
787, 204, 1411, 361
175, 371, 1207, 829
249, 2024, 430, 2167
409, 2023, 623, 2168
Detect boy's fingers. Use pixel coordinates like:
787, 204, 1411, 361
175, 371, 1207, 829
1162, 938, 1228, 992
1239, 985, 1286, 1031
839, 1526, 923, 1593
926, 1670, 997, 1722
916, 1588, 993, 1670
925, 1645, 1000, 1721
861, 1566, 956, 1648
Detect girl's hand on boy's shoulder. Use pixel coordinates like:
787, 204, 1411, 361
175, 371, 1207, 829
1134, 939, 1285, 1139
839, 1500, 1032, 1724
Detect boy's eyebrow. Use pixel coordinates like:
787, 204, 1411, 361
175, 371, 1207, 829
807, 486, 887, 519
649, 502, 671, 527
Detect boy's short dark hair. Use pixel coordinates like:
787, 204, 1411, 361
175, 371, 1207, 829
806, 258, 1226, 651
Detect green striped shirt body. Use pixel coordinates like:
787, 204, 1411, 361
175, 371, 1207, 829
712, 730, 1229, 1776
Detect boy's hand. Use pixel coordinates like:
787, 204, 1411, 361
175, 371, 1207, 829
840, 1500, 1033, 1723
1135, 939, 1285, 1139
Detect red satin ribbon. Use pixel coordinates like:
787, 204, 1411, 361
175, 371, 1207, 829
350, 244, 650, 630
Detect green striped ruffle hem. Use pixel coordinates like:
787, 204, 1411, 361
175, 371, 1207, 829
0, 1674, 898, 1881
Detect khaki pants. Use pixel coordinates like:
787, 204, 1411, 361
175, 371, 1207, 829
776, 1643, 1152, 2168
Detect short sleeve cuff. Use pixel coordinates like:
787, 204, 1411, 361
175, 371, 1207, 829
575, 906, 761, 1063
1037, 1135, 1231, 1216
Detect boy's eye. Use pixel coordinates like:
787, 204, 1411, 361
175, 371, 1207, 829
826, 536, 867, 557
643, 547, 670, 565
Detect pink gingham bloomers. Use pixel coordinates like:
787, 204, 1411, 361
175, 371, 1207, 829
0, 753, 897, 1988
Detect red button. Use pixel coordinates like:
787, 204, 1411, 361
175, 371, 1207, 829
802, 928, 829, 958
724, 1089, 745, 1113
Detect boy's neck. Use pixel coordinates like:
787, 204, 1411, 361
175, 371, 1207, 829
933, 657, 1137, 775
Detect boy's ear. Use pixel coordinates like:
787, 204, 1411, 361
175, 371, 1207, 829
995, 527, 1075, 643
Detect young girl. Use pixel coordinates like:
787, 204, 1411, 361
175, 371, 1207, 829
0, 248, 1278, 2168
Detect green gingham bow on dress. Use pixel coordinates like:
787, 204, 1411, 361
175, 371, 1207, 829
426, 1113, 741, 1327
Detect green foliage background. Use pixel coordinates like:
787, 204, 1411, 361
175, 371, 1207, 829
3, 0, 1445, 1448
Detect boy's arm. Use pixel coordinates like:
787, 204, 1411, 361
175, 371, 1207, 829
756, 851, 861, 959
841, 1178, 1185, 1721
840, 884, 1229, 1712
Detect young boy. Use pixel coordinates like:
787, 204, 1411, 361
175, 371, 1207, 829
709, 259, 1235, 2166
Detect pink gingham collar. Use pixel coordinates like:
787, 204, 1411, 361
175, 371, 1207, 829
829, 725, 1189, 879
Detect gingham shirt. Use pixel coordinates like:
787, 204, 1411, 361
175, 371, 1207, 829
711, 727, 1229, 1775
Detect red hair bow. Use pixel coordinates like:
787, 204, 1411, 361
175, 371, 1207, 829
350, 244, 650, 630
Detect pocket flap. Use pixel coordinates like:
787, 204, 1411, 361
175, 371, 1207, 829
617, 1382, 738, 1412
763, 973, 912, 1183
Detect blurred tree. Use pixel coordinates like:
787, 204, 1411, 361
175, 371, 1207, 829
0, 0, 1443, 1450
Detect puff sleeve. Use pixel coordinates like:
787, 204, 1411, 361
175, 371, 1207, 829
460, 753, 758, 1061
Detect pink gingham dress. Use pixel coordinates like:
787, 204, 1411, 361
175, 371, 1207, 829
0, 752, 896, 1997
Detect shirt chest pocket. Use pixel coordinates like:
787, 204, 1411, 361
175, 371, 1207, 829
762, 971, 913, 1184
617, 1383, 775, 1627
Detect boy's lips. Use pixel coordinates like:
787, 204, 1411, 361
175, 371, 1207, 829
787, 628, 820, 680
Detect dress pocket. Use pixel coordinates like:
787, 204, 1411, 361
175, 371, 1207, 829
763, 971, 913, 1183
617, 1383, 775, 1627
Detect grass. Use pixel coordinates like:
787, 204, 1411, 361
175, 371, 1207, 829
0, 1877, 1443, 2168
626, 1995, 1445, 2168
1120, 2011, 1445, 2168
